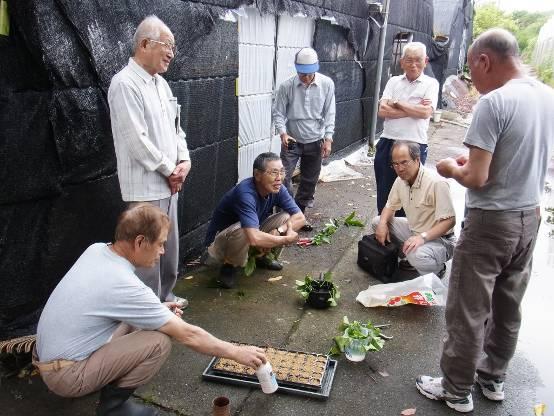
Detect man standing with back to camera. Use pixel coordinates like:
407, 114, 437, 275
416, 28, 554, 413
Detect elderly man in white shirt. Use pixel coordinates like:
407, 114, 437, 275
374, 42, 439, 217
108, 15, 191, 307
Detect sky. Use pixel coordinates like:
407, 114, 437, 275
475, 0, 554, 12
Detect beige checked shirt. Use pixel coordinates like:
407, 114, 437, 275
108, 58, 190, 201
386, 165, 455, 235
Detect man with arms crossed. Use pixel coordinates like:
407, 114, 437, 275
375, 42, 439, 216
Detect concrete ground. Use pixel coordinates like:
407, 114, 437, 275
1, 119, 552, 415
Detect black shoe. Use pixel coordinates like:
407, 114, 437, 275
217, 264, 237, 289
399, 259, 416, 271
255, 257, 283, 271
96, 385, 159, 416
301, 222, 313, 232
437, 264, 447, 279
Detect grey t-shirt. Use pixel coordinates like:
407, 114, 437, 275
465, 77, 554, 210
37, 243, 174, 362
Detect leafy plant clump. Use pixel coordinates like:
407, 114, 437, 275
329, 316, 385, 356
244, 246, 279, 276
311, 211, 365, 246
312, 218, 340, 246
295, 271, 340, 307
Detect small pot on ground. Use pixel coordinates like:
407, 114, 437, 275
296, 272, 340, 308
212, 396, 230, 416
307, 281, 333, 309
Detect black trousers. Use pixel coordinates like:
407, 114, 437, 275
281, 140, 323, 209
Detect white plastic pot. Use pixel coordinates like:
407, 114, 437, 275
433, 110, 443, 123
343, 328, 369, 362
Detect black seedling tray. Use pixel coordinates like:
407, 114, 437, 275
202, 357, 337, 400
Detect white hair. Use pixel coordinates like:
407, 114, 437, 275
132, 15, 171, 54
401, 42, 427, 59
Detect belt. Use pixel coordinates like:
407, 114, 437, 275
33, 359, 76, 372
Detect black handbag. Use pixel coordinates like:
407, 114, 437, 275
357, 234, 400, 283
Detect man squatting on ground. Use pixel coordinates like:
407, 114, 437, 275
273, 47, 335, 230
204, 152, 305, 289
33, 204, 266, 416
416, 28, 554, 413
372, 140, 456, 277
108, 16, 190, 307
374, 41, 439, 216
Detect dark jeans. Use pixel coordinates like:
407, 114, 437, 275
281, 140, 323, 209
374, 137, 428, 215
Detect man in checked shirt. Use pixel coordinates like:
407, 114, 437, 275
273, 47, 336, 231
108, 15, 190, 307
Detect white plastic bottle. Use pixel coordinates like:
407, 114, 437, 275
255, 362, 278, 394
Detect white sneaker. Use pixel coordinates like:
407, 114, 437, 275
476, 375, 505, 401
416, 376, 474, 413
171, 296, 189, 309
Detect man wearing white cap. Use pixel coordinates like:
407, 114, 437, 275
273, 47, 336, 230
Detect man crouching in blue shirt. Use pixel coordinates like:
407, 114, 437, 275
204, 152, 306, 288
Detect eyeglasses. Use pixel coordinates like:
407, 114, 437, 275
403, 57, 424, 65
390, 159, 415, 169
264, 169, 286, 179
147, 39, 177, 54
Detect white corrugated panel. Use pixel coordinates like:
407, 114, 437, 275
277, 15, 315, 47
238, 94, 273, 146
270, 134, 282, 155
238, 138, 273, 181
275, 47, 301, 89
238, 7, 275, 46
239, 44, 275, 95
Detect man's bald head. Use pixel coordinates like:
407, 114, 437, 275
469, 28, 519, 61
467, 28, 523, 94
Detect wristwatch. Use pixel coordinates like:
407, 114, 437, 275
277, 226, 286, 236
420, 232, 428, 243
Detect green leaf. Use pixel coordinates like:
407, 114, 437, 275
244, 255, 256, 276
295, 280, 305, 286
344, 211, 365, 227
329, 344, 342, 356
328, 298, 337, 307
323, 271, 333, 281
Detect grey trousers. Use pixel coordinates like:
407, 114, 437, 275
371, 216, 455, 275
35, 324, 171, 398
135, 194, 179, 302
208, 212, 290, 267
281, 140, 323, 208
440, 208, 540, 395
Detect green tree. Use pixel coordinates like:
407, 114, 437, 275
473, 4, 554, 79
473, 4, 517, 38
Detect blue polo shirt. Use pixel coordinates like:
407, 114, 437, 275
205, 178, 300, 246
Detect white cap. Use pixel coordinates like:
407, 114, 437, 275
295, 48, 319, 74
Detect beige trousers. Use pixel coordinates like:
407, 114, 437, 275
208, 212, 290, 267
34, 324, 172, 398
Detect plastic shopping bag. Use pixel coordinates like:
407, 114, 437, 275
356, 273, 447, 307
